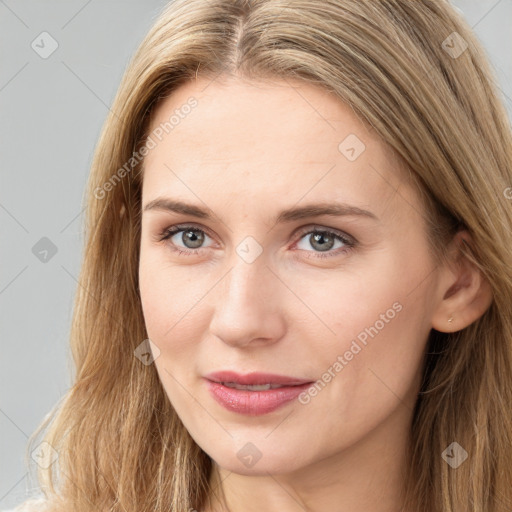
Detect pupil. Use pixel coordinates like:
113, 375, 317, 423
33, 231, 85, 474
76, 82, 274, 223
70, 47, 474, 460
184, 230, 204, 248
311, 232, 334, 252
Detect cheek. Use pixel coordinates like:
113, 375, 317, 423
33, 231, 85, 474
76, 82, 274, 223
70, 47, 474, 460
138, 258, 203, 409
293, 252, 432, 398
139, 263, 166, 338
138, 253, 211, 360
139, 245, 188, 326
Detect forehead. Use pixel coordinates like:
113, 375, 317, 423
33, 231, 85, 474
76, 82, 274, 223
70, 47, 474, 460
141, 75, 415, 220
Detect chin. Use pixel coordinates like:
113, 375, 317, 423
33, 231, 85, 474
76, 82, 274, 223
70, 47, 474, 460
205, 440, 311, 477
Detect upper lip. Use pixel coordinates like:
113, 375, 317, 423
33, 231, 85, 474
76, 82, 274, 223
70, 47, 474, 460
204, 371, 313, 386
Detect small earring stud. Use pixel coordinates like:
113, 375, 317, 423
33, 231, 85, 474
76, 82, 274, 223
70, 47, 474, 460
448, 315, 454, 324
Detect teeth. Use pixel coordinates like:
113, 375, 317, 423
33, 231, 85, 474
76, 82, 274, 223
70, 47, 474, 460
221, 382, 285, 391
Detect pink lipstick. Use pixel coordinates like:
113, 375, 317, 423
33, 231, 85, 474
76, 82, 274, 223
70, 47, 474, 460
204, 371, 314, 415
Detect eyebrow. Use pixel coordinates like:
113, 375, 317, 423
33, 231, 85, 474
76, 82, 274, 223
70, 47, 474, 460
143, 198, 378, 223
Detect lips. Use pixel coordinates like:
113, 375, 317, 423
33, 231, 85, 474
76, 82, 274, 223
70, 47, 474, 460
204, 379, 315, 415
204, 370, 313, 387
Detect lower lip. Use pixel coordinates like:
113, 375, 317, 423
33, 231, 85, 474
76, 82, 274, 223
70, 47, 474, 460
205, 379, 313, 415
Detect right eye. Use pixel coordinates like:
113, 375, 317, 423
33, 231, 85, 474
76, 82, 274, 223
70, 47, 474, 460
159, 225, 215, 256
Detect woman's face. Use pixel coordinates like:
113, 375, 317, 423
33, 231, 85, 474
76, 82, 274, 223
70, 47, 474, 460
138, 75, 443, 476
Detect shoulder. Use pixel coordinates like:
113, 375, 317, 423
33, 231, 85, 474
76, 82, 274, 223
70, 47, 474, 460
1, 497, 49, 512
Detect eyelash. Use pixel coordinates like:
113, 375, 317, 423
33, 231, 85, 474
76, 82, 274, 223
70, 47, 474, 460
157, 224, 356, 260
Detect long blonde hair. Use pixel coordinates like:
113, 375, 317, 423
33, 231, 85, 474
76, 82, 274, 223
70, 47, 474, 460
24, 1, 512, 510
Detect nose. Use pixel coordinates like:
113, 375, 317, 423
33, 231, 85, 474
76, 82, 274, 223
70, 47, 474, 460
208, 257, 286, 349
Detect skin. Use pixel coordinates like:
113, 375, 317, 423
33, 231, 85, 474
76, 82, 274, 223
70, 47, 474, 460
138, 74, 493, 511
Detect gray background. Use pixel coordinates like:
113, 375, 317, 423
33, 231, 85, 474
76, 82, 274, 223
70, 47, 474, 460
1, 0, 511, 508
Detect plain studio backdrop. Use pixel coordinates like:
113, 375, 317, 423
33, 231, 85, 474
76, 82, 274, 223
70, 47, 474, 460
0, 0, 511, 508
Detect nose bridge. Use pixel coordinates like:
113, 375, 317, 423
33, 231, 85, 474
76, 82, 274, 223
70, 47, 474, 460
220, 229, 270, 297
208, 248, 285, 347
221, 249, 274, 313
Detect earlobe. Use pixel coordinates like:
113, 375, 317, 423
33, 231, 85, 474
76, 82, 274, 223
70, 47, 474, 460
431, 231, 493, 333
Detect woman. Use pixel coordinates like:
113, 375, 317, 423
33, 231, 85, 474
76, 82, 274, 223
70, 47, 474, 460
11, 0, 512, 510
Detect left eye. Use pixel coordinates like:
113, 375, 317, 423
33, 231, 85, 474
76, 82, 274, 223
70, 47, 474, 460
294, 229, 354, 256
158, 225, 355, 258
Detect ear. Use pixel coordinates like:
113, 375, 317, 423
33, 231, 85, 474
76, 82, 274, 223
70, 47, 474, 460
431, 230, 493, 333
